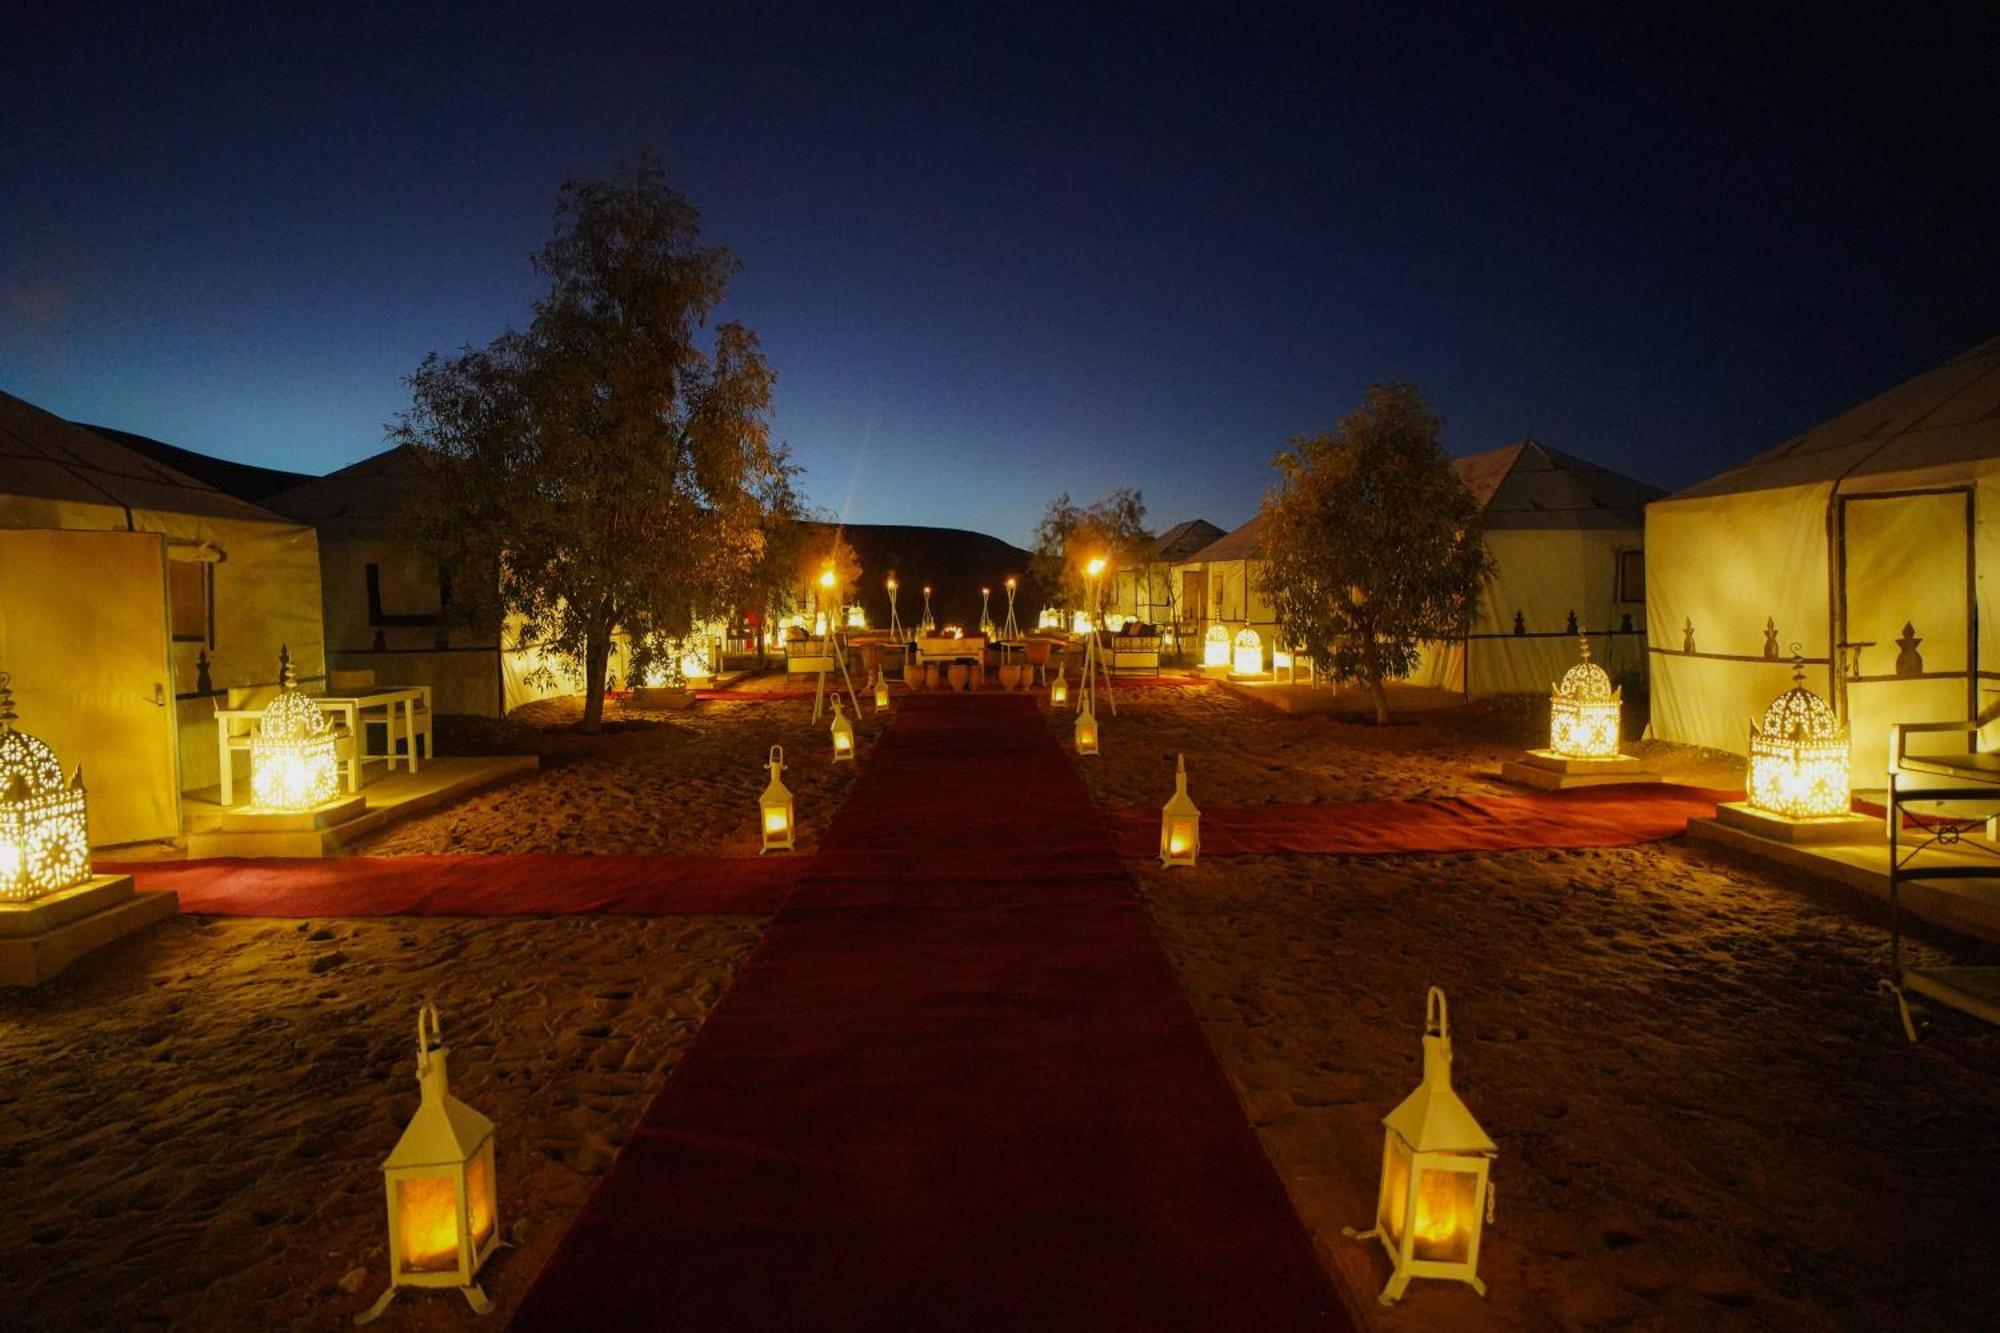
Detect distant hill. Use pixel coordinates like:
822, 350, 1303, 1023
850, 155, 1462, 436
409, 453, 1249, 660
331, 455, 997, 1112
807, 522, 1045, 630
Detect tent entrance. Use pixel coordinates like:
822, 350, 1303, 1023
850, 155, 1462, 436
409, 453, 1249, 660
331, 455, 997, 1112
1836, 489, 1977, 782
0, 528, 182, 845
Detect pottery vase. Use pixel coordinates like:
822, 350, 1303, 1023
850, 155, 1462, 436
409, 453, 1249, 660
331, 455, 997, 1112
948, 664, 970, 692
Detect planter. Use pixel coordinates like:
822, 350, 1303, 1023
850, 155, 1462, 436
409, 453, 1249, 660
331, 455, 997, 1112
948, 664, 971, 692
924, 663, 942, 690
998, 664, 1022, 691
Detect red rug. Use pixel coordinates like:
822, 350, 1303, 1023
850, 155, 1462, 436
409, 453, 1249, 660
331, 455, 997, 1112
93, 854, 803, 917
511, 692, 1346, 1330
1102, 784, 1739, 858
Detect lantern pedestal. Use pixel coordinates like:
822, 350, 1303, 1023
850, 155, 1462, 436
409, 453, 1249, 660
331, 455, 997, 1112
1500, 750, 1660, 791
188, 793, 369, 859
0, 874, 178, 987
1701, 800, 1876, 845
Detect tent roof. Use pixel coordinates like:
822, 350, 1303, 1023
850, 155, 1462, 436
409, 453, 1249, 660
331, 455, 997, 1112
1457, 439, 1662, 529
1670, 334, 2000, 500
77, 423, 312, 502
1184, 511, 1269, 563
0, 388, 296, 525
263, 444, 427, 539
1152, 518, 1225, 562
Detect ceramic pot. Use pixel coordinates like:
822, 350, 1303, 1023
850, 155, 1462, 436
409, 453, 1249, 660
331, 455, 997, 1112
948, 664, 970, 692
998, 664, 1021, 691
925, 663, 942, 690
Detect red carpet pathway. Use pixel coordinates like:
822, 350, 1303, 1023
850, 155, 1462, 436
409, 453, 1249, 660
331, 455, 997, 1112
511, 693, 1348, 1331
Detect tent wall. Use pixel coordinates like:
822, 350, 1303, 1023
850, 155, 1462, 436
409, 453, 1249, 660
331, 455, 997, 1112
314, 535, 508, 717
1447, 528, 1645, 695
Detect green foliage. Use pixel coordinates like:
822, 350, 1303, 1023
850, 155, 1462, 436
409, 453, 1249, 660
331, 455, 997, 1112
1029, 488, 1152, 614
1259, 384, 1493, 723
396, 152, 802, 728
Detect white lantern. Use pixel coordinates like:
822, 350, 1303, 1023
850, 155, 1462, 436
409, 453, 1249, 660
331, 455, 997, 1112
1071, 610, 1092, 635
1074, 702, 1099, 755
251, 646, 338, 812
1232, 627, 1263, 676
874, 672, 890, 710
1204, 623, 1231, 670
0, 673, 89, 902
356, 1003, 500, 1323
759, 745, 795, 853
1548, 636, 1621, 759
1050, 671, 1069, 706
1159, 753, 1199, 867
845, 605, 866, 629
1748, 652, 1850, 819
1347, 987, 1496, 1305
1038, 607, 1060, 630
830, 695, 855, 763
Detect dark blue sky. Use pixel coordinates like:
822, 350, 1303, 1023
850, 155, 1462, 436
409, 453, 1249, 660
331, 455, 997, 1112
7, 5, 1995, 545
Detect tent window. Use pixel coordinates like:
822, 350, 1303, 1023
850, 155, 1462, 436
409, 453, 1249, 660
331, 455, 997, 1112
366, 561, 445, 626
169, 560, 212, 644
1617, 549, 1645, 603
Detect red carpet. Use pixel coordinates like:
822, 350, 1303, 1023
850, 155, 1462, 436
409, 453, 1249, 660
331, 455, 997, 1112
511, 693, 1346, 1331
1103, 784, 1739, 858
94, 854, 802, 917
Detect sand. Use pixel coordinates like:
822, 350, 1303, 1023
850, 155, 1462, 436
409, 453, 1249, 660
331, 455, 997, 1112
1071, 683, 2000, 1331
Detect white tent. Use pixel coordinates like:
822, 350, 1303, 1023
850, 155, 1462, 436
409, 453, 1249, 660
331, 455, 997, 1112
264, 445, 621, 716
1107, 518, 1224, 639
1647, 335, 2000, 782
1174, 441, 1657, 691
0, 389, 325, 844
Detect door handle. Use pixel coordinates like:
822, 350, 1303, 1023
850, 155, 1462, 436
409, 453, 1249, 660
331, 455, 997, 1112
154, 683, 167, 707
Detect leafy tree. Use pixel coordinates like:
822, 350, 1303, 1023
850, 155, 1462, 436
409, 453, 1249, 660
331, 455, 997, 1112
1029, 488, 1152, 618
1259, 384, 1493, 724
397, 153, 801, 730
783, 524, 863, 629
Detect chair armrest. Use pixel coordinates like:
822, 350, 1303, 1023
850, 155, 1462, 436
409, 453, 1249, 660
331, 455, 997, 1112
1890, 719, 1981, 769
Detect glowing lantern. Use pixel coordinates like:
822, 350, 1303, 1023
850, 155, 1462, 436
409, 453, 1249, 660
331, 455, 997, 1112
356, 1003, 499, 1323
846, 606, 866, 629
830, 695, 855, 763
759, 745, 795, 853
1232, 627, 1262, 676
0, 673, 90, 903
874, 672, 890, 710
1548, 636, 1621, 759
1159, 753, 1199, 867
1074, 702, 1099, 756
1038, 607, 1061, 630
251, 646, 338, 811
1050, 671, 1069, 706
1106, 613, 1128, 632
1347, 987, 1496, 1305
1071, 610, 1092, 635
1204, 623, 1231, 670
1748, 652, 1851, 819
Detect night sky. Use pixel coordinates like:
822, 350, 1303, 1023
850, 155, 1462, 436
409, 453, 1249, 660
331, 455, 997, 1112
7, 5, 1995, 545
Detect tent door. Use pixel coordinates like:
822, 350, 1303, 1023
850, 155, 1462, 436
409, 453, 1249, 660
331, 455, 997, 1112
1836, 489, 1977, 784
0, 528, 182, 845
1181, 569, 1207, 630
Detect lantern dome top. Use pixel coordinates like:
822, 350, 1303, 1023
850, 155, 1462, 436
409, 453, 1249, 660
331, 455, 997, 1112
0, 676, 71, 803
1205, 623, 1230, 643
1554, 636, 1616, 702
261, 648, 334, 743
1233, 626, 1260, 647
1755, 650, 1843, 743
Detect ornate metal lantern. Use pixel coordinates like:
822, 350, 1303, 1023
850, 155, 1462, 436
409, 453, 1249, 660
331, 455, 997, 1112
1232, 627, 1262, 676
1074, 701, 1099, 756
0, 673, 89, 902
1748, 651, 1850, 818
1204, 623, 1231, 670
357, 1003, 500, 1323
1548, 636, 1621, 759
759, 745, 795, 853
1347, 987, 1496, 1305
830, 695, 855, 763
251, 646, 338, 811
1159, 753, 1199, 867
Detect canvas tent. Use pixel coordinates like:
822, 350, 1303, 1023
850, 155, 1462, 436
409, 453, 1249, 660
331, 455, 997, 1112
1647, 335, 2000, 783
1172, 441, 1658, 691
0, 389, 325, 845
1107, 518, 1224, 639
263, 444, 615, 716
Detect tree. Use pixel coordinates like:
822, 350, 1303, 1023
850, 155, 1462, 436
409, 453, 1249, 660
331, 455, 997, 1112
783, 524, 863, 629
396, 153, 801, 730
1029, 488, 1152, 619
1259, 384, 1493, 724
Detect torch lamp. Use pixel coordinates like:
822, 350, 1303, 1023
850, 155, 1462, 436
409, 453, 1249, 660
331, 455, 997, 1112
1074, 701, 1099, 756
830, 695, 855, 763
1159, 753, 1199, 867
356, 1003, 501, 1324
759, 745, 795, 853
1345, 987, 1496, 1306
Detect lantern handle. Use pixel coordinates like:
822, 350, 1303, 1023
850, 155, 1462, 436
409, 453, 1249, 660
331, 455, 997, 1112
1426, 985, 1449, 1039
769, 744, 783, 767
417, 1001, 442, 1069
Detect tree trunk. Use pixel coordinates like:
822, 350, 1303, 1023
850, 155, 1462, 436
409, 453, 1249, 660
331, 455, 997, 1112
580, 627, 612, 734
1368, 670, 1391, 727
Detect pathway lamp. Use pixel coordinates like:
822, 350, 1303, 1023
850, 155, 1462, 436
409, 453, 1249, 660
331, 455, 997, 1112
830, 695, 855, 763
0, 673, 89, 902
1159, 753, 1199, 867
1232, 627, 1263, 677
356, 1003, 500, 1323
1549, 636, 1621, 759
759, 745, 795, 853
1748, 649, 1851, 818
1345, 987, 1496, 1306
1204, 623, 1231, 671
1074, 701, 1099, 756
252, 646, 338, 811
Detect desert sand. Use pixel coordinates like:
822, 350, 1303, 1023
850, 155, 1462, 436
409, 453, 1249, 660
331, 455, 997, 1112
1070, 682, 2000, 1332
6, 675, 1998, 1330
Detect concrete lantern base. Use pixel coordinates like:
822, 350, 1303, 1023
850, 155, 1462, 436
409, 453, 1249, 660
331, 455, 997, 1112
0, 875, 179, 986
1500, 750, 1661, 791
187, 793, 369, 858
1702, 800, 1879, 845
